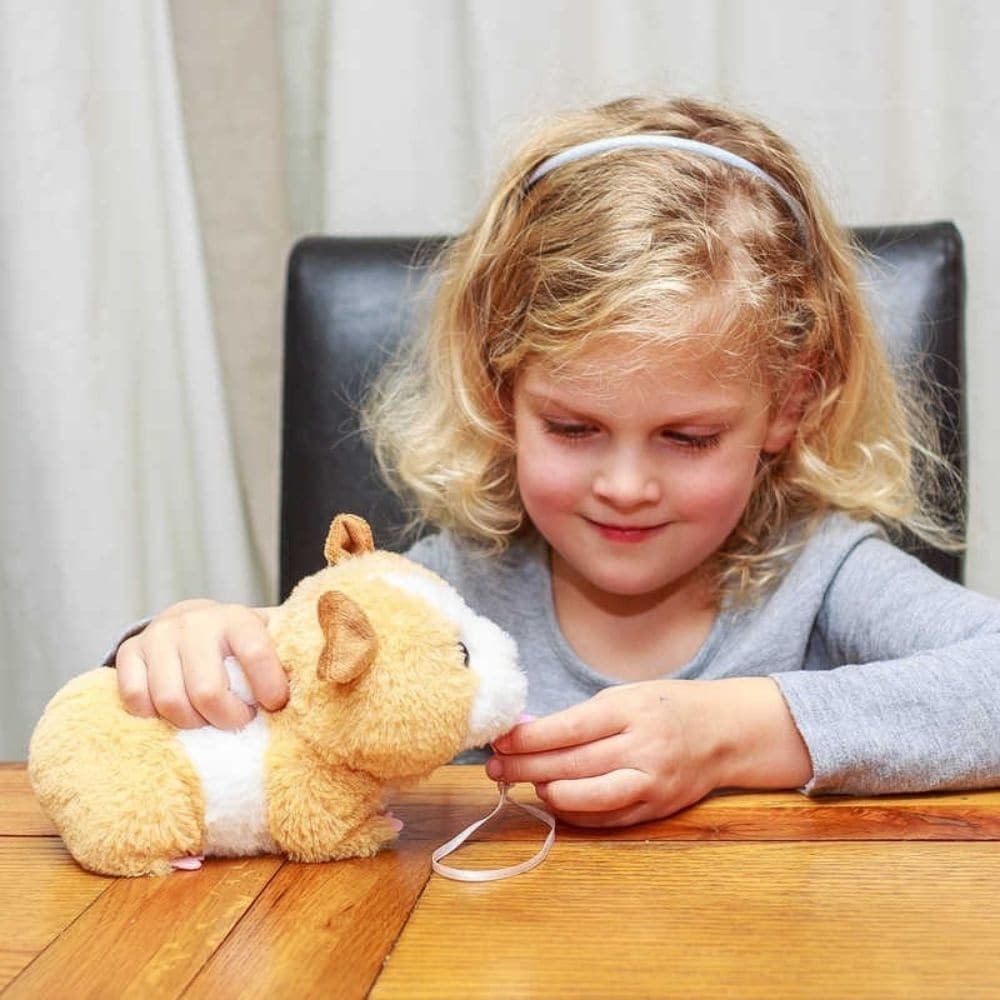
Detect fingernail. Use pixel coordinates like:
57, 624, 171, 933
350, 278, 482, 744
518, 713, 537, 724
485, 757, 503, 780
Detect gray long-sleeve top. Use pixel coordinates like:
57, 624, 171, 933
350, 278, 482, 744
404, 514, 1000, 796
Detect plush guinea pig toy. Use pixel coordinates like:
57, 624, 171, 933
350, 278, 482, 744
29, 514, 526, 877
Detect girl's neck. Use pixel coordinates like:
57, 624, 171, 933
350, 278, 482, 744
548, 550, 719, 682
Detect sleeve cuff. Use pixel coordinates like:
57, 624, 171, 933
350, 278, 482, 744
101, 617, 153, 667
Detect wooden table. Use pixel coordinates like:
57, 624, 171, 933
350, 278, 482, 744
3, 762, 1000, 998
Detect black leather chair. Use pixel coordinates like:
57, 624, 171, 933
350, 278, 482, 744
280, 223, 965, 599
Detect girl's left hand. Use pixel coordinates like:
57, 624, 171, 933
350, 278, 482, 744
486, 680, 730, 828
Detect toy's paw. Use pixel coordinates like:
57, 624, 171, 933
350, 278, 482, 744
170, 854, 205, 871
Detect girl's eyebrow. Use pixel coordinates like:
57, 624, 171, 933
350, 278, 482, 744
522, 388, 744, 423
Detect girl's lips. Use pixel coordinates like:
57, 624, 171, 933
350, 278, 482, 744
586, 518, 669, 542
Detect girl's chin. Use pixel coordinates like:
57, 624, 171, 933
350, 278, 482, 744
558, 552, 712, 603
572, 568, 690, 601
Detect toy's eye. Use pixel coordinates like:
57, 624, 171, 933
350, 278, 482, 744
457, 641, 470, 667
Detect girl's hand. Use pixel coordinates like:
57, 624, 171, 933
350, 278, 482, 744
486, 678, 812, 828
486, 680, 728, 828
115, 600, 288, 730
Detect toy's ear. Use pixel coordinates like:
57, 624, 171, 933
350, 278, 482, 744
324, 514, 375, 566
316, 590, 378, 684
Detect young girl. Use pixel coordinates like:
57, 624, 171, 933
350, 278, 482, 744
112, 95, 1000, 829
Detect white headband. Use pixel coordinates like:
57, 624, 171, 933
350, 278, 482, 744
525, 134, 810, 245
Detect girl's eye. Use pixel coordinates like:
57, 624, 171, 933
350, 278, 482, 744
457, 641, 470, 667
541, 419, 721, 450
543, 420, 594, 440
664, 431, 722, 451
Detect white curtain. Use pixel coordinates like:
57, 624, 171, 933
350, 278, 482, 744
4, 0, 999, 757
0, 1, 264, 757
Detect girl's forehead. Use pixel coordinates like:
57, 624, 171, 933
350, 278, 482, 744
521, 341, 760, 396
517, 345, 769, 416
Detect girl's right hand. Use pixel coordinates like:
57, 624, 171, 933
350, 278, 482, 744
115, 599, 289, 730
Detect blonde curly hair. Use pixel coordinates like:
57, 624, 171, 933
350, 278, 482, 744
363, 95, 962, 601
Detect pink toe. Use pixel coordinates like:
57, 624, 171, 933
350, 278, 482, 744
170, 855, 204, 870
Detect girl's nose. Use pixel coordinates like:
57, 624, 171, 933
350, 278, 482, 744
592, 452, 662, 506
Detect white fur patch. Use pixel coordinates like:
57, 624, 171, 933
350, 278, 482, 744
380, 572, 526, 749
223, 655, 257, 705
175, 659, 277, 857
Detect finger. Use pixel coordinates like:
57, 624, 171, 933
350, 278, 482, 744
147, 648, 209, 729
541, 768, 648, 815
179, 640, 255, 730
156, 598, 218, 622
547, 800, 653, 829
115, 646, 156, 718
487, 733, 627, 785
491, 697, 625, 755
226, 610, 288, 711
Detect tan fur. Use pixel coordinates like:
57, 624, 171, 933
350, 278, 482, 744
28, 669, 204, 876
264, 726, 396, 861
29, 514, 519, 876
267, 548, 479, 783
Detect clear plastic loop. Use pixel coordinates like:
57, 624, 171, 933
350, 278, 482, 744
431, 781, 556, 882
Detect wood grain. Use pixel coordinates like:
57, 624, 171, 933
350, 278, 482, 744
8, 763, 1000, 844
0, 837, 109, 990
0, 764, 55, 836
4, 857, 281, 999
373, 840, 1000, 999
391, 768, 1000, 842
184, 841, 432, 1000
5, 765, 1000, 999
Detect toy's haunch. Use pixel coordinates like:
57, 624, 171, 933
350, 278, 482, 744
28, 514, 527, 876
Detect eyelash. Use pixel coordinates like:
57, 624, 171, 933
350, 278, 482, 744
542, 421, 722, 451
543, 421, 593, 440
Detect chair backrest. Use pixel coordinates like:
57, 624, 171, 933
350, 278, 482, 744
280, 223, 965, 599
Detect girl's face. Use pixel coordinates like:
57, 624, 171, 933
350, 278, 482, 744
512, 344, 798, 607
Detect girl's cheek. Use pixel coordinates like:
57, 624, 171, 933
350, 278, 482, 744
520, 448, 588, 507
516, 426, 595, 500
670, 454, 758, 516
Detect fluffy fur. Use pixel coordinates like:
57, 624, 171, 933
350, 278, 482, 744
29, 514, 526, 876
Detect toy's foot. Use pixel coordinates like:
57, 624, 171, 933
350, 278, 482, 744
170, 854, 205, 870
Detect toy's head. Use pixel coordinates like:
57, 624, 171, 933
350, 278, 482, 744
269, 515, 526, 781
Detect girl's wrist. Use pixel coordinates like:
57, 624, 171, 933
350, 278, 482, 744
711, 677, 813, 790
